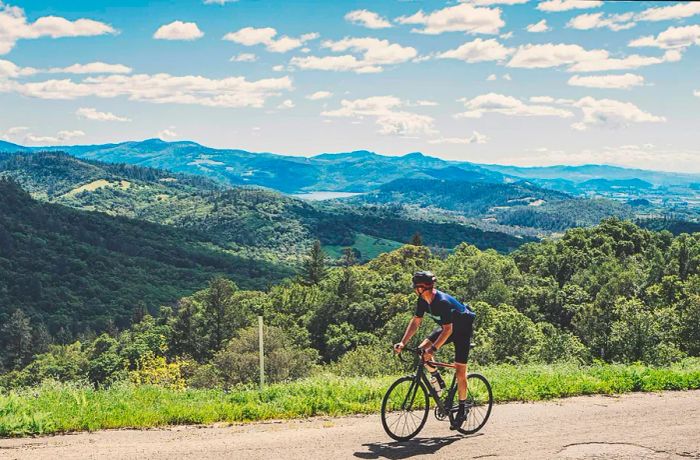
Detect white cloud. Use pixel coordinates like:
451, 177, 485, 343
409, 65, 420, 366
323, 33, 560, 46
636, 2, 700, 22
0, 59, 36, 78
76, 107, 130, 122
503, 73, 512, 81
536, 0, 602, 12
345, 10, 392, 29
629, 25, 700, 50
230, 53, 257, 62
8, 128, 85, 145
526, 19, 549, 33
203, 0, 238, 4
396, 4, 504, 35
0, 2, 116, 54
292, 37, 416, 73
465, 0, 529, 5
322, 96, 436, 136
154, 21, 203, 41
568, 50, 680, 72
306, 90, 332, 100
415, 100, 438, 106
567, 12, 635, 31
487, 73, 497, 81
572, 96, 665, 130
428, 131, 488, 144
48, 62, 132, 74
0, 73, 293, 108
277, 99, 295, 109
500, 31, 514, 40
567, 73, 644, 89
455, 93, 574, 118
272, 65, 285, 72
507, 43, 607, 68
695, 90, 700, 98
158, 127, 177, 139
438, 38, 512, 62
223, 27, 317, 53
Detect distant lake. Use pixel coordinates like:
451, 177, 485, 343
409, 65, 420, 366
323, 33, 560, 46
290, 191, 363, 201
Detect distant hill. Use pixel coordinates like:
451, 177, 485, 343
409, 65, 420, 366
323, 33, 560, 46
3, 140, 699, 193
0, 178, 291, 338
0, 151, 530, 259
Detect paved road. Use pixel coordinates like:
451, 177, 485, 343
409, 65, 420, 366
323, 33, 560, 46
1, 390, 699, 459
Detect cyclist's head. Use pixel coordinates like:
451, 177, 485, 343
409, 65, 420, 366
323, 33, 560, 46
412, 271, 436, 293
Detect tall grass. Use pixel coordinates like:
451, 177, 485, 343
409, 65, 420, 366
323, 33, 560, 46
1, 359, 699, 437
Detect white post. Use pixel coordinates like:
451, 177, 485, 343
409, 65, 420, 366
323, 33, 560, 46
258, 315, 264, 390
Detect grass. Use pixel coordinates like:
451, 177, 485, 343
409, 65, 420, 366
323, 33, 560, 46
324, 233, 403, 261
1, 359, 699, 438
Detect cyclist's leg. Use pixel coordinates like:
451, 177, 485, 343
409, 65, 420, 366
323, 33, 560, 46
453, 316, 474, 401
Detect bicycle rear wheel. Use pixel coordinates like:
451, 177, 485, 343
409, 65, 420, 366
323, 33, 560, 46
449, 373, 493, 435
381, 376, 430, 441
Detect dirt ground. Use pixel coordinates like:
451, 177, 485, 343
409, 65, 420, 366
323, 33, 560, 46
1, 390, 699, 459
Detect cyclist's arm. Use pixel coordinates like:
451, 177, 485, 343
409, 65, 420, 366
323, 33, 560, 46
431, 323, 453, 351
399, 316, 422, 345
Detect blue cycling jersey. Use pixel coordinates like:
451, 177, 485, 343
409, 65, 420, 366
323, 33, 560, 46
414, 290, 475, 326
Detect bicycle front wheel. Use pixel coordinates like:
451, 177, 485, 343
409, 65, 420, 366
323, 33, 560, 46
381, 376, 430, 441
450, 373, 493, 435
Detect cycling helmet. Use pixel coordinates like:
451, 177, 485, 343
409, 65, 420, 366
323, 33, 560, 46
412, 271, 436, 287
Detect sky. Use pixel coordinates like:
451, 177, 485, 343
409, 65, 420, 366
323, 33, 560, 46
1, 0, 700, 172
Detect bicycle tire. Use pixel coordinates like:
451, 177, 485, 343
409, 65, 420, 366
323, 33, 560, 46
381, 376, 430, 441
449, 373, 493, 435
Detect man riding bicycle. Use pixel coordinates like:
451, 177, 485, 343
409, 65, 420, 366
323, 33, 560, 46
394, 271, 476, 429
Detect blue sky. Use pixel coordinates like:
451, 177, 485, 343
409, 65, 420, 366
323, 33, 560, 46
1, 0, 700, 172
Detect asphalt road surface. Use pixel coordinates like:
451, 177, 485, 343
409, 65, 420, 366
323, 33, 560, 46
1, 390, 699, 459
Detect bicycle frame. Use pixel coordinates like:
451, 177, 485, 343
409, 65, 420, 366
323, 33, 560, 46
402, 348, 459, 415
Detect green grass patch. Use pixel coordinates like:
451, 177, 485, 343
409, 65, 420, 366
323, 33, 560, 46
324, 233, 403, 261
2, 359, 699, 438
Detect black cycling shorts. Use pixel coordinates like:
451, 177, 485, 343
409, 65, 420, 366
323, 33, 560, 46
427, 314, 474, 364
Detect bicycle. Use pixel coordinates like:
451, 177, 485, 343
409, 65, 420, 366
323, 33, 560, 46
381, 345, 493, 441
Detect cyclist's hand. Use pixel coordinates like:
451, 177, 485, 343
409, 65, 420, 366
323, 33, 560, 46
420, 345, 435, 362
393, 342, 404, 354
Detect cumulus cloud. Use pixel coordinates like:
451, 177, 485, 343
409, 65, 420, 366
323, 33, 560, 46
636, 2, 700, 22
154, 21, 203, 40
526, 19, 549, 33
277, 99, 294, 109
567, 73, 644, 89
487, 74, 497, 81
507, 42, 679, 72
507, 43, 607, 68
568, 50, 680, 72
466, 0, 529, 5
76, 107, 130, 122
396, 4, 504, 35
455, 93, 574, 118
322, 96, 436, 136
158, 127, 177, 139
3, 127, 85, 145
48, 62, 132, 74
306, 90, 332, 100
571, 97, 665, 130
0, 2, 116, 54
0, 59, 36, 78
345, 10, 392, 29
0, 73, 293, 108
223, 27, 318, 53
438, 38, 512, 62
291, 37, 416, 73
629, 25, 700, 50
537, 0, 602, 12
695, 90, 700, 97
428, 131, 488, 144
203, 0, 238, 4
230, 53, 257, 62
567, 12, 635, 31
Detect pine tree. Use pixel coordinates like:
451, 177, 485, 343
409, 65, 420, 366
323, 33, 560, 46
303, 240, 327, 285
0, 309, 34, 369
410, 232, 423, 246
341, 247, 358, 267
203, 277, 237, 351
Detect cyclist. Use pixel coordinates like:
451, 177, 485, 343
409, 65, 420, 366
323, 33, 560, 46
394, 271, 476, 429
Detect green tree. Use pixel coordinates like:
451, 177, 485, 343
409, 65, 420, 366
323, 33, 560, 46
203, 277, 238, 352
410, 232, 423, 246
0, 310, 34, 370
302, 240, 327, 285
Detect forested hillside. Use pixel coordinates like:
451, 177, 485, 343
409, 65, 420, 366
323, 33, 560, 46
0, 152, 529, 258
2, 219, 698, 387
0, 178, 290, 347
350, 178, 634, 231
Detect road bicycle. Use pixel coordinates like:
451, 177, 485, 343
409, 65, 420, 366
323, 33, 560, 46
381, 345, 493, 441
